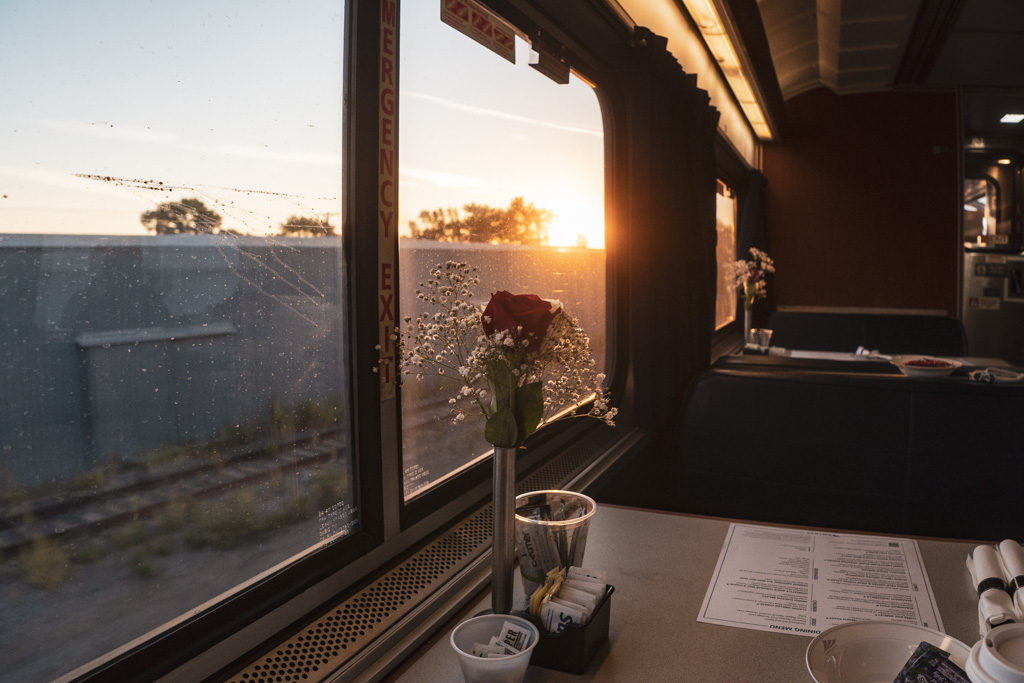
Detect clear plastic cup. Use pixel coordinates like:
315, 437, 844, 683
751, 328, 773, 349
514, 490, 596, 597
450, 613, 539, 683
967, 624, 1024, 683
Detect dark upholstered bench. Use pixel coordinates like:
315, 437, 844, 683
672, 368, 1024, 541
766, 311, 968, 356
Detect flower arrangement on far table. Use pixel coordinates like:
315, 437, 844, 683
730, 247, 775, 310
389, 261, 616, 449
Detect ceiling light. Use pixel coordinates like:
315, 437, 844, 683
678, 0, 774, 140
1000, 114, 1024, 123
998, 158, 1012, 165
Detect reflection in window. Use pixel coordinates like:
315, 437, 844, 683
0, 3, 353, 681
964, 155, 1020, 248
715, 180, 738, 330
398, 3, 606, 499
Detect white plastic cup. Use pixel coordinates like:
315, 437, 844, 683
967, 624, 1024, 683
450, 613, 539, 683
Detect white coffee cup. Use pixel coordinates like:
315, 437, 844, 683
967, 624, 1024, 683
450, 613, 539, 683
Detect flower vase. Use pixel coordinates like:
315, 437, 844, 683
491, 446, 516, 614
743, 307, 752, 345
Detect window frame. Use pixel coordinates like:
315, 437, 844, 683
61, 1, 640, 681
712, 134, 754, 356
62, 2, 384, 680
389, 2, 630, 528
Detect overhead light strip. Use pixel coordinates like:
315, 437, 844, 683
679, 0, 774, 140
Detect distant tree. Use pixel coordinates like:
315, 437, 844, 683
280, 215, 337, 237
407, 197, 551, 245
141, 198, 224, 235
410, 207, 466, 242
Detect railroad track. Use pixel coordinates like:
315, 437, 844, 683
0, 428, 349, 557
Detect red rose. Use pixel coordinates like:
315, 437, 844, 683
482, 291, 561, 348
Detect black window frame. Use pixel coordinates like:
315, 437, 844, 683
392, 1, 629, 530
712, 135, 756, 355
62, 1, 639, 681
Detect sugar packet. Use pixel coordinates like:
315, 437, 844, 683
893, 641, 970, 683
470, 619, 534, 658
497, 619, 533, 652
568, 566, 607, 584
564, 578, 607, 597
541, 599, 586, 634
529, 565, 609, 633
558, 585, 599, 614
528, 567, 566, 616
471, 641, 515, 658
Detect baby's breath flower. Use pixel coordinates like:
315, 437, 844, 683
390, 262, 615, 441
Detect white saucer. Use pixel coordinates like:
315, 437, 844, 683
806, 620, 970, 683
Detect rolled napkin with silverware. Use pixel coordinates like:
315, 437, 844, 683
999, 539, 1024, 618
967, 544, 1018, 636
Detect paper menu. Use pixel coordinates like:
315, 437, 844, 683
698, 524, 943, 637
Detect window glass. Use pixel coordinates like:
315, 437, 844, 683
715, 179, 738, 330
963, 177, 997, 243
398, 3, 606, 499
0, 3, 353, 681
963, 155, 1020, 247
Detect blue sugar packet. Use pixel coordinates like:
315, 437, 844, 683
894, 641, 970, 683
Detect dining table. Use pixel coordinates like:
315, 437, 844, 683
718, 347, 1015, 375
386, 505, 986, 682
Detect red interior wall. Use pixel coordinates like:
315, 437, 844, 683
762, 88, 960, 314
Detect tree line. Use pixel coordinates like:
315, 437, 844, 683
142, 196, 551, 245
406, 197, 551, 245
141, 199, 337, 237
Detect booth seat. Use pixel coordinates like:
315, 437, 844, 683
766, 311, 968, 356
672, 368, 1024, 541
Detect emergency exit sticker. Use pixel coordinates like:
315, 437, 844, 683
441, 0, 517, 63
969, 296, 1002, 311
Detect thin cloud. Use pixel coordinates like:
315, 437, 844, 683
35, 119, 178, 144
401, 91, 602, 137
400, 165, 498, 191
185, 142, 339, 166
30, 118, 338, 166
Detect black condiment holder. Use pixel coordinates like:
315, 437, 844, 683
519, 585, 614, 674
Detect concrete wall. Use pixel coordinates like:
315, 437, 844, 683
0, 235, 345, 487
397, 240, 608, 496
0, 236, 607, 490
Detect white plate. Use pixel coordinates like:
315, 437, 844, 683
806, 620, 970, 683
890, 355, 963, 378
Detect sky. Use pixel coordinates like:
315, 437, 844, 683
0, 0, 605, 248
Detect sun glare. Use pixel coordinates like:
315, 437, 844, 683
545, 194, 605, 249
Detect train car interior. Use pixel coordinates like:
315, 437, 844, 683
2, 0, 1023, 681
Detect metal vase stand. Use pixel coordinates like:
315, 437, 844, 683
491, 446, 517, 614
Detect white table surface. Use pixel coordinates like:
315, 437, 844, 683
776, 348, 1011, 366
387, 505, 984, 682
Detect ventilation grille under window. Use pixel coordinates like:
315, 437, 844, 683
225, 439, 600, 683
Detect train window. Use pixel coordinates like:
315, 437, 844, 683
0, 2, 352, 681
398, 2, 607, 499
714, 179, 738, 330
